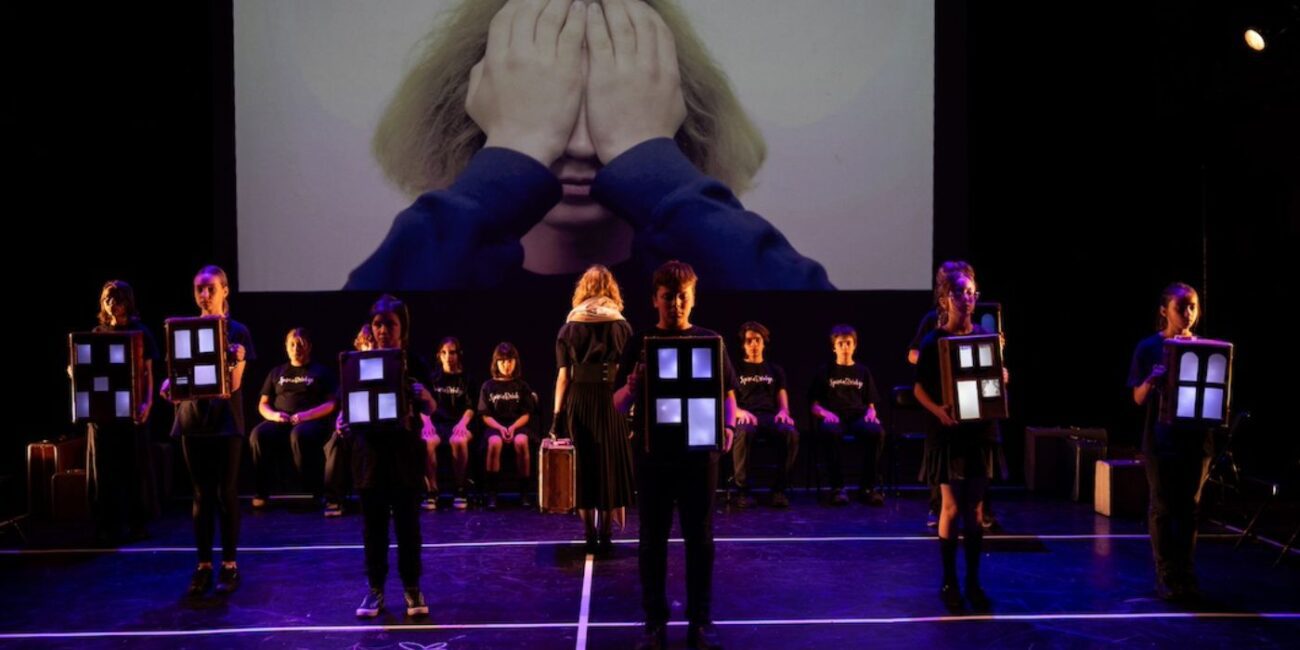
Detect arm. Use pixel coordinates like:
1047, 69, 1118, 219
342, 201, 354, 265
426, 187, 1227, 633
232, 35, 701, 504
811, 401, 840, 425
138, 358, 155, 424
914, 382, 956, 427
228, 344, 247, 393
613, 364, 642, 415
551, 367, 569, 437
584, 0, 831, 290
291, 398, 337, 424
483, 415, 509, 436
775, 388, 794, 425
454, 410, 474, 439
346, 0, 585, 291
723, 390, 738, 452
1133, 365, 1165, 406
258, 395, 285, 423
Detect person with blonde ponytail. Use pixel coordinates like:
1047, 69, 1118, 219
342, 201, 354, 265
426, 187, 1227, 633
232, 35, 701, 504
552, 265, 635, 553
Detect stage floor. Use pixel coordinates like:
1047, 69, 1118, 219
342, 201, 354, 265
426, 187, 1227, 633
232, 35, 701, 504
2, 489, 1296, 649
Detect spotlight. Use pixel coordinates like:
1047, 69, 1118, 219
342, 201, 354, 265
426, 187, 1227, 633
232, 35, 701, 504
1244, 28, 1266, 51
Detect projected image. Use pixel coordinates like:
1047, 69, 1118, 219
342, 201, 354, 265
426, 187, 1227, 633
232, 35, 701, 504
234, 0, 935, 292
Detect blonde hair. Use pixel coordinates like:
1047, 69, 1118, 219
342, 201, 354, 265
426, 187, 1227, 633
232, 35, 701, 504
372, 0, 766, 197
571, 264, 624, 311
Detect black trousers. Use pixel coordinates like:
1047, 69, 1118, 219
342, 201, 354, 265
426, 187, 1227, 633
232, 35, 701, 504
249, 419, 332, 498
360, 487, 422, 589
1144, 451, 1211, 585
815, 418, 885, 491
637, 451, 718, 626
181, 436, 242, 563
323, 432, 351, 503
732, 414, 799, 492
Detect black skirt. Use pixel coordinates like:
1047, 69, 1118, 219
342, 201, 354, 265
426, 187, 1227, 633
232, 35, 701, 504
566, 380, 635, 510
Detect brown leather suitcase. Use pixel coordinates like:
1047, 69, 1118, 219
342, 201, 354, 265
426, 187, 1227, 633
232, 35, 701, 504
51, 469, 90, 522
539, 438, 576, 514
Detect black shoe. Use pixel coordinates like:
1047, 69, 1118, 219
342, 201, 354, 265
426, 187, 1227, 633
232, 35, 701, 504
186, 566, 214, 597
982, 514, 999, 531
940, 582, 963, 609
926, 510, 939, 529
598, 531, 614, 555
356, 588, 384, 618
584, 532, 599, 555
732, 491, 755, 509
831, 489, 850, 506
687, 623, 724, 650
213, 564, 240, 595
404, 588, 429, 617
520, 491, 535, 509
485, 493, 498, 510
868, 488, 885, 507
965, 583, 991, 611
770, 491, 790, 508
634, 623, 667, 650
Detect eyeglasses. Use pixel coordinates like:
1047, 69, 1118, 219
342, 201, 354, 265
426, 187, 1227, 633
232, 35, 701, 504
950, 290, 980, 303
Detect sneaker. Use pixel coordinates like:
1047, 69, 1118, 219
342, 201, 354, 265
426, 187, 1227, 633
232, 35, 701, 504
868, 489, 886, 507
323, 501, 343, 518
356, 588, 384, 618
404, 588, 429, 617
422, 496, 438, 511
770, 491, 790, 508
453, 490, 468, 510
186, 566, 214, 597
251, 497, 268, 509
214, 564, 240, 594
926, 509, 939, 528
831, 489, 850, 506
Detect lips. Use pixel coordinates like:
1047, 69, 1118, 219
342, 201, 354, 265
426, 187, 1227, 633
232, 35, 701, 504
559, 177, 595, 202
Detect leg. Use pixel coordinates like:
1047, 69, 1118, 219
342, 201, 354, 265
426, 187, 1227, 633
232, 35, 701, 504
679, 453, 719, 626
359, 489, 390, 589
637, 458, 675, 627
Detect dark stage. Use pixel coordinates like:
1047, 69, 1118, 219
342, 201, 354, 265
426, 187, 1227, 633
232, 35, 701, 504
3, 489, 1296, 649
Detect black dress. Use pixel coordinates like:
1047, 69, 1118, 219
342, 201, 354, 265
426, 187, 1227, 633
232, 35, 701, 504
556, 319, 635, 510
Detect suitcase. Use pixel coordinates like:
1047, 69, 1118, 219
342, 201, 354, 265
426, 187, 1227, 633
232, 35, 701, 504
539, 438, 576, 514
27, 437, 87, 518
51, 469, 89, 522
1095, 459, 1148, 518
1024, 426, 1106, 494
1068, 436, 1107, 503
